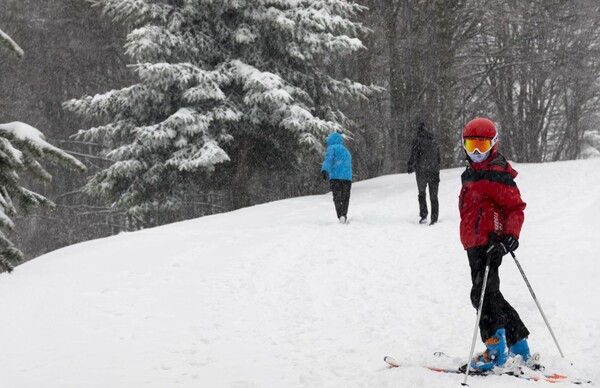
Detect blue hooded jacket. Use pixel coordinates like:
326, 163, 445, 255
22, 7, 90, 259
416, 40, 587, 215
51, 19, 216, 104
321, 132, 352, 181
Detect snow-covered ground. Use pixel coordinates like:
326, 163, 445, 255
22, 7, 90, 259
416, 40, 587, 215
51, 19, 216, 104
1, 159, 599, 388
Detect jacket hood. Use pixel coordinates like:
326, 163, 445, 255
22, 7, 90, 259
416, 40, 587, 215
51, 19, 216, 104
417, 122, 434, 139
326, 132, 344, 145
418, 128, 434, 140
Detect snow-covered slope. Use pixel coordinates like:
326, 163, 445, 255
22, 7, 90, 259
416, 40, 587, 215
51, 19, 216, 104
1, 160, 599, 388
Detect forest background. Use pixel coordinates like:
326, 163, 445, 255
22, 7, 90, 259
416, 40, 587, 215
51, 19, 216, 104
1, 0, 600, 262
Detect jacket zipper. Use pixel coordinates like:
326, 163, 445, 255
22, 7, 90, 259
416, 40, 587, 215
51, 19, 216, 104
460, 187, 468, 209
475, 207, 482, 234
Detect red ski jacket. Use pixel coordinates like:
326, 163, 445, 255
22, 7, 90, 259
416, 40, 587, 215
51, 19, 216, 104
458, 153, 526, 249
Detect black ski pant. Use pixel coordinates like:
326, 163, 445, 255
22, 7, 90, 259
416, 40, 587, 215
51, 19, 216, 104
416, 173, 439, 222
330, 179, 351, 219
467, 246, 529, 347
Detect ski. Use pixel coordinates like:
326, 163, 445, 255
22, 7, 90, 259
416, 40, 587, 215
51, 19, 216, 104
384, 355, 592, 384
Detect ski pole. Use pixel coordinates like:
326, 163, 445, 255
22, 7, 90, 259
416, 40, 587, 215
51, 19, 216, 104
462, 255, 491, 386
510, 251, 565, 358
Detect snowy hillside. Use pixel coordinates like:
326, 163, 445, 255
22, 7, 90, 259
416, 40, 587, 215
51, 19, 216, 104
1, 159, 599, 388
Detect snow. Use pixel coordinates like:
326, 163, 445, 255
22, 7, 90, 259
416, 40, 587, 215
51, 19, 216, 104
0, 159, 599, 387
0, 121, 47, 147
0, 28, 24, 59
0, 121, 87, 172
581, 130, 600, 159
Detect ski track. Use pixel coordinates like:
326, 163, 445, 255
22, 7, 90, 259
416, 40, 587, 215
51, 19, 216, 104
0, 160, 599, 387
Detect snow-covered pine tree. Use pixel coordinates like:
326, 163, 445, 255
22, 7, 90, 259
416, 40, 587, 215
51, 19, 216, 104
65, 0, 374, 223
1, 28, 86, 272
0, 122, 86, 272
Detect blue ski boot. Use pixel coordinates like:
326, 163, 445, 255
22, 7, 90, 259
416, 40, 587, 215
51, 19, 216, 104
511, 338, 543, 370
510, 338, 531, 361
470, 328, 509, 371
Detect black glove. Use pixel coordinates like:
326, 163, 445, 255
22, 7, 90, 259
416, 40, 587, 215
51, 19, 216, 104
486, 241, 508, 267
321, 171, 329, 181
502, 235, 519, 253
407, 164, 414, 174
486, 235, 519, 266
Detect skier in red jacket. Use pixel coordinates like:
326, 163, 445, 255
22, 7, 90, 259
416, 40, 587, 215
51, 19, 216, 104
459, 117, 535, 371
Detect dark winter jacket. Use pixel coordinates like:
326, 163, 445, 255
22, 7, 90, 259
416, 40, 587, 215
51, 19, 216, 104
321, 132, 352, 181
458, 152, 526, 249
407, 125, 441, 181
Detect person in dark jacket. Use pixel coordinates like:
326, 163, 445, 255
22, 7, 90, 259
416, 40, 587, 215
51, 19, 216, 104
459, 117, 536, 371
321, 132, 352, 224
407, 122, 441, 225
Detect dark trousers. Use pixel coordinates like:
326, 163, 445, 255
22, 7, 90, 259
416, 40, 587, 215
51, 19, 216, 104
416, 173, 439, 222
467, 246, 529, 347
330, 179, 351, 218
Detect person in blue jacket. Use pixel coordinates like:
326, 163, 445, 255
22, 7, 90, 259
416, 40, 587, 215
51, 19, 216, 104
321, 132, 352, 223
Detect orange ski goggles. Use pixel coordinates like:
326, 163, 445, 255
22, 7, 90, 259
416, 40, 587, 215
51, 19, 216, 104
463, 137, 493, 153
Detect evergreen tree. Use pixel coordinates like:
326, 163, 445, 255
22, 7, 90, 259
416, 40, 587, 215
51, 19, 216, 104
65, 0, 374, 223
1, 28, 86, 272
0, 122, 86, 272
